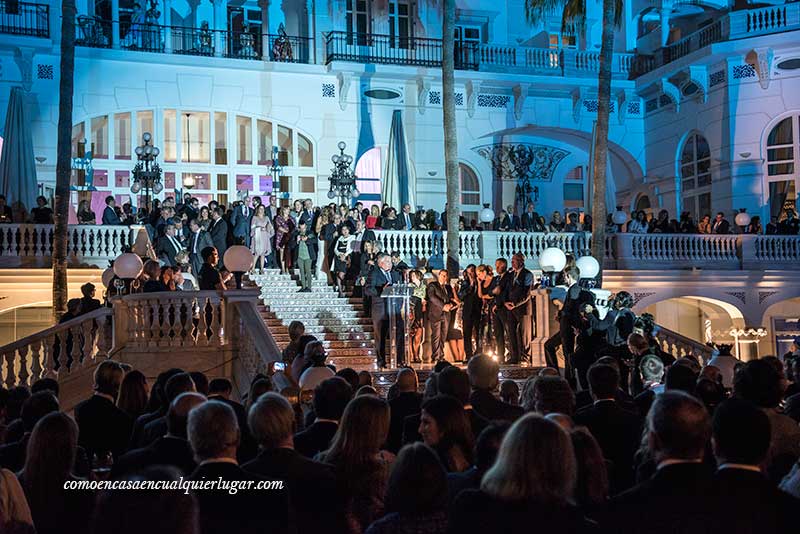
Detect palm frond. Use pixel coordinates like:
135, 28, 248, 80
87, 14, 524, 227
614, 0, 624, 27
524, 0, 567, 26
561, 0, 587, 36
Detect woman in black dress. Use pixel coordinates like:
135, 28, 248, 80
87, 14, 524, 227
458, 264, 482, 360
332, 225, 355, 297
77, 200, 96, 224
30, 195, 54, 224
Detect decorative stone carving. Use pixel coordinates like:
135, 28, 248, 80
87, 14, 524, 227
337, 72, 351, 111
725, 291, 746, 305
466, 80, 479, 118
659, 78, 681, 112
688, 64, 708, 103
751, 47, 773, 90
571, 87, 586, 124
416, 77, 431, 115
473, 143, 569, 183
512, 84, 529, 121
13, 47, 34, 92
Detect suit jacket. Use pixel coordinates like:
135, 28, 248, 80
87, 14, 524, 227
243, 447, 337, 534
111, 435, 197, 478
207, 395, 257, 463
189, 461, 288, 534
573, 399, 644, 493
711, 219, 730, 234
521, 211, 544, 232
400, 211, 415, 231
388, 392, 422, 453
129, 409, 164, 449
102, 205, 121, 225
709, 467, 797, 532
209, 218, 229, 256
299, 209, 316, 228
469, 389, 523, 423
188, 230, 214, 275
74, 394, 133, 459
156, 235, 184, 267
602, 463, 716, 534
504, 268, 534, 318
426, 281, 453, 323
230, 204, 254, 239
382, 217, 404, 230
364, 268, 404, 321
288, 229, 318, 263
561, 283, 595, 329
294, 420, 338, 459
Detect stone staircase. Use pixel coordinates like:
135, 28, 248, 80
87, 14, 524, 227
249, 269, 377, 370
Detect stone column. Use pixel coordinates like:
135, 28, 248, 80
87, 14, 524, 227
163, 0, 172, 54
259, 0, 270, 60
111, 0, 120, 47
211, 0, 226, 58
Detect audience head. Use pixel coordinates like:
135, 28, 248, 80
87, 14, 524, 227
627, 333, 650, 355
335, 368, 360, 392
22, 412, 79, 512
208, 378, 233, 398
482, 414, 575, 505
94, 359, 125, 398
545, 412, 574, 431
245, 377, 273, 413
188, 372, 209, 396
356, 385, 378, 396
694, 378, 725, 414
21, 391, 59, 432
420, 395, 473, 458
31, 378, 59, 397
700, 365, 722, 385
733, 359, 782, 409
304, 341, 327, 366
313, 377, 353, 421
570, 427, 609, 508
587, 364, 619, 400
467, 354, 499, 391
325, 395, 390, 467
499, 380, 520, 406
395, 368, 419, 393
521, 375, 575, 416
117, 370, 149, 418
287, 320, 305, 342
647, 391, 710, 463
437, 367, 471, 406
358, 370, 373, 388
187, 401, 239, 462
475, 422, 511, 473
248, 392, 295, 450
385, 443, 447, 515
665, 364, 698, 393
167, 392, 207, 439
712, 397, 771, 466
165, 372, 197, 404
537, 367, 561, 377
433, 360, 453, 374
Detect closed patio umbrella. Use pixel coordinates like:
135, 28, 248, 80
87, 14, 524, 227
382, 109, 416, 211
0, 86, 38, 215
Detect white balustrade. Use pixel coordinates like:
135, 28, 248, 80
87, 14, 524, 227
751, 235, 800, 263
615, 233, 740, 269
655, 326, 713, 365
0, 224, 133, 267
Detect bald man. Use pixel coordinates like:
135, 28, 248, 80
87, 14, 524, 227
387, 368, 422, 452
111, 392, 206, 477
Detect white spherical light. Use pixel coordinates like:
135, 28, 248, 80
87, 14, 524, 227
479, 205, 495, 224
538, 247, 567, 273
612, 210, 628, 226
351, 188, 360, 199
153, 181, 163, 194
113, 253, 144, 280
224, 245, 255, 273
735, 211, 751, 227
576, 255, 600, 279
327, 190, 337, 199
101, 267, 115, 288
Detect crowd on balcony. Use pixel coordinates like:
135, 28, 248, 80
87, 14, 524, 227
0, 338, 799, 533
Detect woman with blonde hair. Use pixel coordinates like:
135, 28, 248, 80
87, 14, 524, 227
449, 413, 592, 533
315, 211, 330, 278
318, 395, 393, 534
274, 205, 293, 274
250, 204, 275, 273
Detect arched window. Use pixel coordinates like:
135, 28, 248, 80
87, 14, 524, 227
459, 163, 481, 223
355, 147, 383, 210
766, 115, 798, 219
680, 133, 712, 220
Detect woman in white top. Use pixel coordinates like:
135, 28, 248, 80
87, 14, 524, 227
250, 204, 275, 273
628, 210, 649, 234
333, 225, 355, 297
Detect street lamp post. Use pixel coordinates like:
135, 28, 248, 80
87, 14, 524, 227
131, 132, 162, 212
328, 141, 359, 206
269, 145, 284, 198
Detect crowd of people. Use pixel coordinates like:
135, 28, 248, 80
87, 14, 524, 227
1, 340, 799, 534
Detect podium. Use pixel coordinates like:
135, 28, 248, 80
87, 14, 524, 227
381, 283, 414, 368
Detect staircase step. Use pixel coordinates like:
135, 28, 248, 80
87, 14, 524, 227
328, 355, 379, 367
274, 331, 374, 342
263, 316, 373, 326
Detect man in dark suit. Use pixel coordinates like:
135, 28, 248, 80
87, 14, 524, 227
139, 372, 196, 449
112, 392, 204, 478
557, 266, 595, 386
400, 203, 416, 231
0, 194, 13, 222
156, 223, 185, 268
244, 393, 337, 533
711, 211, 730, 234
294, 376, 352, 458
74, 360, 132, 460
387, 368, 422, 453
364, 253, 405, 368
128, 368, 184, 449
466, 354, 523, 423
502, 253, 533, 364
209, 207, 229, 268
520, 203, 543, 232
188, 401, 288, 534
507, 205, 521, 231
603, 391, 714, 534
490, 258, 514, 361
264, 195, 279, 221
230, 197, 254, 247
187, 218, 214, 277
208, 378, 256, 462
426, 269, 455, 363
102, 195, 122, 225
574, 363, 644, 493
709, 398, 798, 531
299, 199, 316, 227
79, 282, 102, 315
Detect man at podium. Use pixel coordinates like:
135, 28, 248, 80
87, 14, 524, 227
365, 253, 406, 368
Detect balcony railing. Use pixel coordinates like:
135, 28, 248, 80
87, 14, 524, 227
0, 0, 49, 38
75, 18, 312, 64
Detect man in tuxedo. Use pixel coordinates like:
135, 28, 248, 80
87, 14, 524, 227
188, 218, 213, 276
711, 211, 730, 234
364, 254, 405, 368
574, 363, 644, 493
353, 219, 376, 252
466, 354, 523, 423
231, 197, 254, 247
209, 207, 229, 267
520, 203, 543, 232
401, 203, 415, 231
507, 204, 521, 231
709, 398, 798, 531
557, 266, 595, 387
502, 253, 533, 364
111, 392, 204, 478
490, 258, 514, 361
74, 360, 132, 460
294, 376, 352, 458
387, 369, 422, 453
188, 401, 288, 534
265, 195, 279, 221
102, 195, 122, 225
603, 391, 714, 534
244, 393, 338, 533
426, 269, 454, 362
156, 224, 185, 268
300, 198, 316, 227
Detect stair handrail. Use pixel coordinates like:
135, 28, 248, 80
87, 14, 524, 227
655, 324, 713, 364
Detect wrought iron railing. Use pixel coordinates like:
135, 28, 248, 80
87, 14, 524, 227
0, 0, 49, 38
